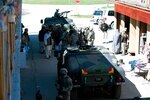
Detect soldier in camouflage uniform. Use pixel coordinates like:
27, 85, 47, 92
87, 27, 95, 46
56, 68, 73, 100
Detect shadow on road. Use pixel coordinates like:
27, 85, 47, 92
21, 34, 58, 100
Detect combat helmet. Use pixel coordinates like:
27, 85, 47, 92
60, 68, 68, 75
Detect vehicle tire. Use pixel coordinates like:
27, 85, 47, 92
111, 85, 121, 99
71, 88, 78, 100
96, 19, 99, 25
110, 22, 114, 29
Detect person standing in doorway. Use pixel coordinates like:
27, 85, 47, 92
121, 28, 128, 56
112, 29, 121, 54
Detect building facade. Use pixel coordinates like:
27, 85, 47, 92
115, 0, 150, 55
0, 0, 23, 100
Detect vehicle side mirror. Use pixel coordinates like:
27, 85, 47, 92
40, 19, 43, 24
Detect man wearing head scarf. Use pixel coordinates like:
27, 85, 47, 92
112, 29, 121, 54
121, 28, 128, 56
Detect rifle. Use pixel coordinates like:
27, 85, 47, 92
60, 10, 73, 17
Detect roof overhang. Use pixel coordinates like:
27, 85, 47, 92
115, 2, 150, 24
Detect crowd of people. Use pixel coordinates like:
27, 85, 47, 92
110, 27, 150, 79
38, 23, 95, 59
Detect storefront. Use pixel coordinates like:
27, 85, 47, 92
115, 0, 150, 55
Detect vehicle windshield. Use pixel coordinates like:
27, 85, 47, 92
66, 53, 118, 71
108, 10, 114, 16
93, 10, 103, 16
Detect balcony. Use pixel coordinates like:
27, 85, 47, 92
117, 0, 150, 10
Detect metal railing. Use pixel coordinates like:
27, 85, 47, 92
117, 0, 150, 9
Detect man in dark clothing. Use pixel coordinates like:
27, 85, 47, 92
100, 22, 108, 39
21, 28, 30, 53
54, 9, 62, 18
38, 25, 46, 53
56, 68, 73, 100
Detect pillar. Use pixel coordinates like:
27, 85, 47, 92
120, 14, 125, 32
114, 11, 117, 29
135, 21, 140, 55
128, 18, 136, 54
116, 12, 121, 30
0, 31, 5, 100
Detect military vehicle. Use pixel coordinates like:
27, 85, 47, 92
57, 45, 125, 99
40, 10, 75, 28
40, 10, 79, 57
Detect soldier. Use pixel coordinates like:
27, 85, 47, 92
87, 27, 95, 46
54, 9, 63, 18
56, 68, 73, 100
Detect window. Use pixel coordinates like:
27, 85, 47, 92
93, 10, 103, 16
108, 10, 114, 16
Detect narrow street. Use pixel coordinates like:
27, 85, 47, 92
20, 35, 58, 100
20, 29, 150, 100
20, 4, 150, 100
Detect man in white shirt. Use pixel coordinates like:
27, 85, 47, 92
44, 28, 52, 59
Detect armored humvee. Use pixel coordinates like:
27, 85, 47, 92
58, 45, 125, 99
41, 10, 75, 29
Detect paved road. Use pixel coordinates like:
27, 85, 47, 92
20, 35, 58, 100
20, 34, 149, 100
21, 4, 150, 100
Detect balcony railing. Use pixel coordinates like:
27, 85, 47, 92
117, 0, 150, 9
